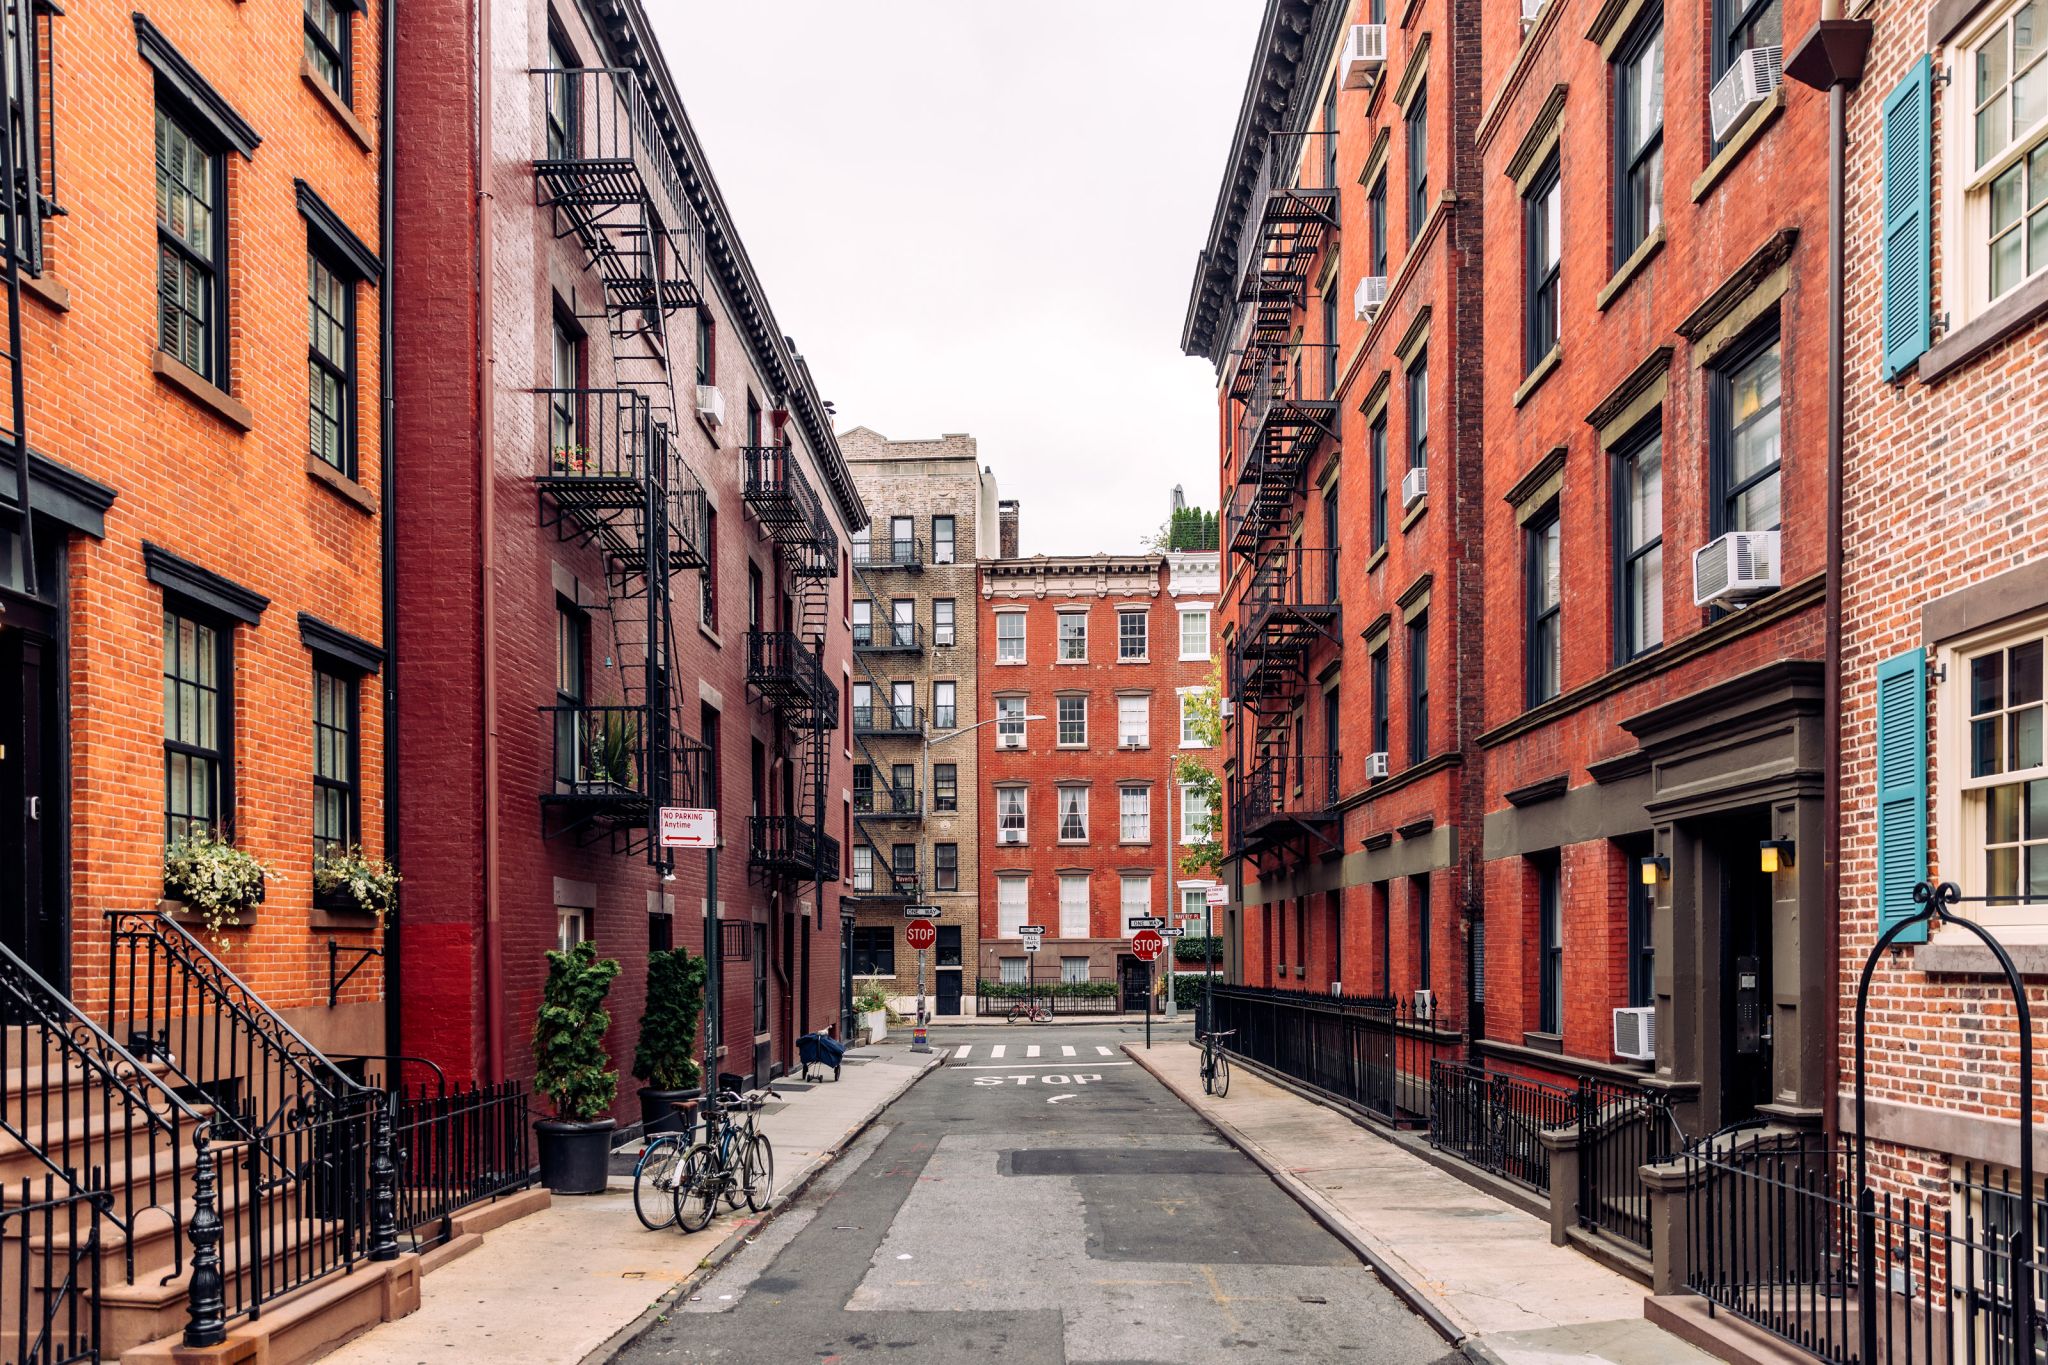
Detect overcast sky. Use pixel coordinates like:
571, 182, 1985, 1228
649, 1, 1260, 557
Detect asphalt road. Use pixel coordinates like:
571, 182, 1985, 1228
611, 1020, 1461, 1365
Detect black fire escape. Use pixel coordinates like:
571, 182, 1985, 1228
533, 64, 711, 864
741, 443, 842, 886
0, 0, 56, 601
844, 526, 925, 907
1225, 130, 1344, 876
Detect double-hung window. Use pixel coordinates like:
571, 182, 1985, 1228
1180, 690, 1210, 747
934, 843, 959, 892
1118, 695, 1149, 748
549, 318, 582, 458
933, 598, 956, 647
1370, 644, 1391, 759
1180, 782, 1211, 843
1059, 874, 1090, 938
1057, 786, 1088, 843
998, 877, 1029, 938
890, 598, 915, 648
1179, 609, 1210, 660
1406, 353, 1429, 478
1370, 413, 1389, 550
1526, 509, 1562, 706
1614, 15, 1665, 264
1119, 785, 1150, 843
996, 785, 1027, 841
156, 106, 224, 384
997, 695, 1026, 743
308, 251, 354, 475
934, 763, 959, 813
305, 0, 350, 100
851, 845, 875, 893
933, 515, 956, 564
1058, 611, 1087, 661
851, 600, 872, 649
1615, 423, 1665, 660
933, 680, 957, 729
164, 608, 228, 842
1715, 0, 1781, 78
1120, 873, 1152, 930
1969, 1, 2048, 303
1958, 629, 2048, 912
853, 763, 874, 814
996, 611, 1025, 662
1536, 855, 1563, 1034
544, 35, 577, 159
1118, 610, 1148, 661
1524, 156, 1562, 366
1406, 82, 1429, 243
1713, 329, 1783, 533
1368, 173, 1389, 277
851, 926, 894, 976
1408, 614, 1430, 761
313, 667, 357, 863
1056, 695, 1087, 747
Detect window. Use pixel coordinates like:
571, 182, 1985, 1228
554, 600, 585, 785
1059, 874, 1090, 937
1374, 883, 1392, 991
1061, 956, 1090, 984
996, 611, 1025, 662
997, 785, 1027, 840
1118, 695, 1149, 748
1118, 610, 1148, 661
890, 599, 914, 648
888, 515, 912, 564
1180, 782, 1210, 843
694, 308, 715, 387
934, 763, 959, 813
1414, 875, 1433, 992
1526, 508, 1562, 706
1406, 83, 1429, 244
934, 843, 958, 892
851, 680, 873, 730
852, 600, 872, 648
1713, 328, 1783, 534
1615, 424, 1664, 660
852, 763, 873, 813
1971, 1, 2048, 301
934, 680, 957, 729
851, 926, 895, 977
556, 906, 588, 953
1323, 486, 1342, 600
999, 956, 1028, 985
1715, 0, 1781, 77
1625, 838, 1655, 1007
1368, 172, 1389, 277
313, 668, 357, 862
933, 515, 956, 564
1524, 156, 1562, 366
1614, 15, 1665, 264
308, 252, 354, 475
549, 318, 581, 456
747, 397, 764, 450
156, 106, 224, 383
305, 0, 350, 99
1406, 352, 1429, 475
1960, 630, 2048, 910
1058, 611, 1087, 661
701, 505, 718, 627
851, 523, 870, 566
1370, 413, 1389, 550
890, 681, 913, 731
1408, 614, 1430, 761
933, 598, 956, 647
1179, 609, 1210, 660
1120, 873, 1152, 930
1119, 785, 1150, 842
998, 877, 1028, 937
747, 562, 762, 632
1321, 287, 1340, 392
164, 608, 228, 842
1371, 643, 1390, 758
1057, 695, 1086, 747
1536, 855, 1562, 1034
1057, 785, 1088, 842
699, 703, 720, 812
891, 843, 916, 892
1182, 886, 1209, 928
997, 695, 1026, 743
1323, 690, 1342, 803
851, 845, 874, 892
1180, 690, 1209, 747
544, 35, 577, 159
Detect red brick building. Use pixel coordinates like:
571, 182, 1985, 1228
976, 545, 1220, 1008
0, 0, 388, 1046
1182, 0, 1488, 1025
394, 0, 863, 1100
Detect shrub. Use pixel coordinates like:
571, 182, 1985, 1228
532, 940, 621, 1121
1174, 935, 1221, 965
632, 946, 706, 1092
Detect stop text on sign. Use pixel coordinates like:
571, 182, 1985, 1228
904, 918, 937, 952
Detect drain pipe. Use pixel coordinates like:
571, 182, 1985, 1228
475, 0, 506, 1084
379, 0, 401, 1066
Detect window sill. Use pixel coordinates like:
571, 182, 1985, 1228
1365, 543, 1389, 576
1177, 654, 1208, 663
1400, 497, 1428, 533
1512, 345, 1562, 408
1916, 935, 2048, 979
995, 659, 1026, 666
698, 622, 724, 649
21, 270, 69, 313
310, 903, 380, 932
152, 351, 254, 432
1055, 658, 1088, 665
1119, 657, 1149, 665
1597, 224, 1666, 311
1521, 1030, 1564, 1054
1918, 269, 2048, 384
301, 60, 373, 153
307, 453, 377, 515
1689, 87, 1784, 204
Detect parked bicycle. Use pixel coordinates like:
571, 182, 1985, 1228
673, 1087, 778, 1233
1199, 1028, 1233, 1097
632, 1122, 695, 1231
1006, 997, 1050, 1024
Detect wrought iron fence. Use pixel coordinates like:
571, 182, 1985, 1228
390, 1081, 535, 1254
974, 979, 1123, 1017
1427, 1061, 1577, 1194
1, 1178, 106, 1365
1207, 985, 1462, 1126
1574, 1076, 1678, 1253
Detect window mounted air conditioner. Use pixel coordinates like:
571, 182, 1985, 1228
1412, 988, 1435, 1021
998, 828, 1026, 846
1365, 751, 1391, 779
695, 385, 725, 427
1691, 529, 1781, 607
1613, 1006, 1656, 1062
1220, 698, 1236, 719
1119, 738, 1147, 750
1355, 274, 1388, 322
1340, 23, 1387, 88
1401, 466, 1428, 507
1331, 980, 1343, 996
998, 732, 1025, 750
1709, 46, 1783, 142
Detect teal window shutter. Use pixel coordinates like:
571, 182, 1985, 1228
1874, 647, 1930, 944
1881, 56, 1934, 380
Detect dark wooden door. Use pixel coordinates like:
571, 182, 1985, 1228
0, 608, 64, 986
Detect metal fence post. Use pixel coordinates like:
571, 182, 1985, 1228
184, 1133, 227, 1347
369, 1094, 401, 1262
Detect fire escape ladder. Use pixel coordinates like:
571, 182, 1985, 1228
844, 550, 923, 904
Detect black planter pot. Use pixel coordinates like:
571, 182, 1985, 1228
637, 1085, 701, 1138
535, 1117, 617, 1195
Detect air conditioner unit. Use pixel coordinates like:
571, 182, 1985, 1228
1365, 751, 1391, 779
1692, 529, 1781, 607
1412, 988, 1436, 1021
1710, 46, 1783, 141
695, 384, 725, 427
1331, 980, 1343, 997
998, 828, 1025, 846
1220, 698, 1236, 719
1354, 274, 1388, 322
1340, 23, 1387, 88
1519, 0, 1544, 24
1401, 466, 1428, 507
1118, 738, 1147, 749
1613, 1006, 1657, 1061
997, 732, 1025, 750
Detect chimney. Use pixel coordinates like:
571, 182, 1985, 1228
998, 500, 1020, 558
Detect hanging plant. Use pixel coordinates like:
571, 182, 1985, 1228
163, 829, 274, 947
313, 846, 400, 926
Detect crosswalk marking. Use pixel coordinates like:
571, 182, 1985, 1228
991, 1044, 1007, 1059
1062, 1045, 1076, 1058
1026, 1044, 1041, 1058
1096, 1045, 1114, 1056
954, 1044, 973, 1059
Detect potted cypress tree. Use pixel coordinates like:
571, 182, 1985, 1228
632, 945, 706, 1136
532, 939, 622, 1194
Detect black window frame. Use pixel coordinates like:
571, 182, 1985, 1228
852, 762, 873, 813
1321, 285, 1340, 392
1369, 411, 1389, 550
700, 504, 718, 628
1612, 12, 1665, 266
155, 102, 228, 386
1523, 154, 1562, 369
1405, 82, 1428, 245
1407, 613, 1429, 763
1624, 837, 1655, 1008
694, 307, 715, 387
1714, 0, 1781, 79
933, 762, 958, 813
753, 923, 768, 1034
312, 663, 359, 864
850, 925, 895, 977
933, 515, 956, 564
933, 680, 957, 729
1414, 874, 1433, 993
934, 843, 959, 892
1612, 417, 1665, 663
304, 0, 351, 102
1370, 643, 1390, 758
163, 603, 233, 844
1709, 322, 1784, 537
1406, 352, 1428, 474
933, 597, 956, 648
1367, 172, 1389, 279
307, 246, 357, 477
1524, 505, 1562, 707
555, 597, 587, 786
1323, 481, 1341, 600
544, 31, 577, 160
1536, 854, 1563, 1034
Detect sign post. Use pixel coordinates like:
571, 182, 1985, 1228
660, 807, 721, 1134
903, 904, 941, 1053
1018, 924, 1045, 1010
1131, 929, 1164, 1050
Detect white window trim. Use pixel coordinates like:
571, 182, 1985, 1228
1117, 694, 1151, 748
1179, 780, 1211, 843
996, 876, 1030, 939
1056, 609, 1089, 663
1177, 603, 1213, 661
1057, 785, 1089, 843
1119, 785, 1151, 844
995, 608, 1027, 664
1056, 694, 1088, 748
1058, 874, 1090, 938
1942, 0, 2048, 325
1178, 687, 1213, 748
1119, 873, 1153, 930
1936, 613, 2048, 938
1117, 609, 1149, 663
996, 784, 1028, 841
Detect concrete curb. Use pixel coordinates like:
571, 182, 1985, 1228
578, 1051, 946, 1365
1122, 1041, 1471, 1352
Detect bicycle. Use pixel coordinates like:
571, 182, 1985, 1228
1006, 997, 1050, 1024
673, 1087, 778, 1233
1198, 1029, 1233, 1098
632, 1125, 694, 1231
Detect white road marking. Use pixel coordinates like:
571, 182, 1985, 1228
953, 1062, 1133, 1071
1047, 1094, 1075, 1104
1061, 1045, 1076, 1057
954, 1044, 973, 1059
971, 1073, 1107, 1087
990, 1044, 1006, 1059
1096, 1046, 1114, 1056
1026, 1044, 1041, 1058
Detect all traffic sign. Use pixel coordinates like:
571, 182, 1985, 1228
1018, 924, 1046, 936
1022, 938, 1042, 954
1159, 927, 1186, 938
659, 807, 718, 848
903, 904, 944, 918
1204, 883, 1229, 906
1130, 930, 1165, 962
904, 919, 937, 952
1126, 916, 1166, 931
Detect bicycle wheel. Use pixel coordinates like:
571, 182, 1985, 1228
1214, 1050, 1230, 1098
741, 1132, 776, 1211
720, 1133, 748, 1208
633, 1136, 686, 1231
673, 1143, 720, 1233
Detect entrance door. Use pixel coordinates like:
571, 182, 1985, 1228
935, 970, 961, 1016
1714, 811, 1775, 1124
0, 602, 64, 985
1119, 955, 1149, 1012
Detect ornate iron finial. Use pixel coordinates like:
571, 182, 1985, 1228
1913, 880, 1962, 921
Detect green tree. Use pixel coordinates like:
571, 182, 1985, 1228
1174, 665, 1223, 879
532, 940, 622, 1121
632, 946, 707, 1092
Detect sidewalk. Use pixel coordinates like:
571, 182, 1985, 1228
323, 1043, 942, 1365
1127, 1040, 1717, 1365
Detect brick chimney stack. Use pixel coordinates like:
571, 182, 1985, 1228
998, 499, 1020, 558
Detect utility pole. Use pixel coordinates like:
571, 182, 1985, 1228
702, 844, 721, 1130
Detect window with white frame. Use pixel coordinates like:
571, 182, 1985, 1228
1180, 690, 1211, 747
1059, 874, 1090, 937
851, 844, 875, 892
999, 956, 1028, 985
997, 695, 1026, 742
1120, 873, 1152, 929
1180, 782, 1211, 843
1180, 608, 1211, 660
1119, 610, 1148, 661
996, 611, 1025, 662
1057, 695, 1087, 747
997, 877, 1029, 938
1118, 695, 1149, 747
1058, 611, 1087, 661
1057, 785, 1088, 842
996, 785, 1027, 840
1119, 785, 1150, 842
1061, 956, 1090, 984
556, 906, 589, 953
1948, 624, 2048, 919
1958, 0, 2048, 311
1182, 886, 1208, 924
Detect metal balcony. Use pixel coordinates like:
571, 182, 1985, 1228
1233, 753, 1341, 855
853, 704, 924, 737
746, 630, 838, 730
1240, 547, 1342, 654
848, 850, 922, 901
539, 704, 713, 849
742, 444, 824, 536
1237, 342, 1339, 492
536, 389, 707, 574
1225, 472, 1299, 557
854, 535, 923, 571
1232, 129, 1339, 312
854, 620, 922, 655
854, 786, 924, 820
750, 815, 840, 882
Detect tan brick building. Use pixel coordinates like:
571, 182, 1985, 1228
839, 427, 998, 1016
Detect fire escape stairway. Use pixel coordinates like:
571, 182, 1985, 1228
846, 537, 925, 905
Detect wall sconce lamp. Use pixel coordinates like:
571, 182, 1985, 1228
1760, 839, 1796, 874
1640, 855, 1670, 887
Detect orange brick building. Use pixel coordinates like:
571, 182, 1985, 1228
0, 0, 388, 1050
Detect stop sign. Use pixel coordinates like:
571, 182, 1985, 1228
904, 919, 937, 952
1131, 929, 1164, 962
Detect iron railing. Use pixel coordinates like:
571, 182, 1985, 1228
1241, 546, 1341, 640
853, 536, 923, 570
854, 785, 922, 818
534, 393, 708, 575
749, 815, 839, 883
1235, 754, 1340, 838
2, 1178, 106, 1365
389, 1081, 535, 1254
974, 980, 1124, 1018
1206, 985, 1462, 1126
1574, 1076, 1678, 1253
852, 704, 922, 736
745, 630, 838, 727
854, 620, 922, 652
1427, 1061, 1578, 1194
